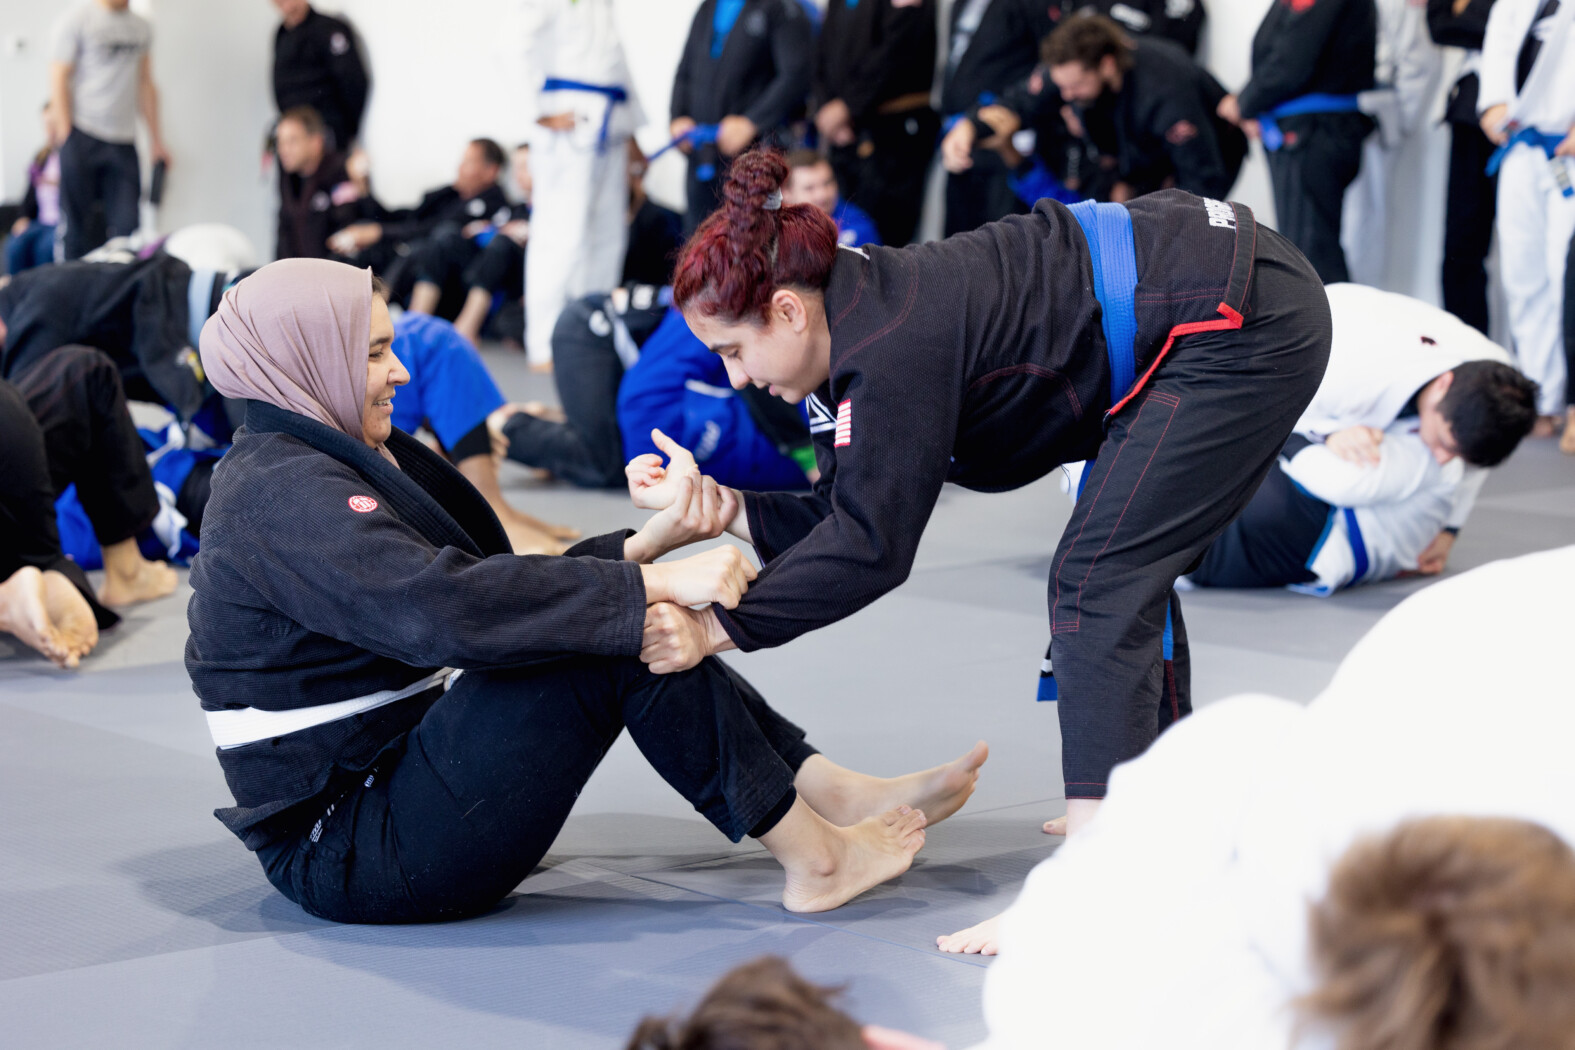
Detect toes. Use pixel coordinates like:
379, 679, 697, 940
963, 740, 989, 771
881, 805, 911, 827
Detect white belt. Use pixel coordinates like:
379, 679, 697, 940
206, 668, 458, 750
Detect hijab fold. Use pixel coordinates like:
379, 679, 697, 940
199, 258, 397, 466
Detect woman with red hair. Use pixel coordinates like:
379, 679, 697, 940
633, 148, 1332, 954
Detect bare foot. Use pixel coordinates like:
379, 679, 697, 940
795, 742, 988, 828
1530, 415, 1558, 439
937, 913, 1001, 955
528, 360, 554, 375
776, 806, 929, 914
502, 517, 568, 556
0, 567, 95, 668
1561, 409, 1575, 455
1042, 815, 1068, 835
98, 540, 178, 607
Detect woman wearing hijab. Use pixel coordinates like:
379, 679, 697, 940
185, 258, 987, 923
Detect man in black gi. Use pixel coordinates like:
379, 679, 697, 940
670, 0, 814, 233
272, 0, 370, 152
1041, 15, 1245, 200
274, 105, 366, 261
940, 0, 1064, 234
328, 139, 515, 319
813, 0, 940, 247
1219, 0, 1377, 284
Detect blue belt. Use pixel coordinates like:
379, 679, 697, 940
647, 124, 722, 180
1038, 201, 1172, 703
542, 77, 629, 152
1343, 507, 1370, 584
1486, 127, 1574, 197
1256, 93, 1364, 152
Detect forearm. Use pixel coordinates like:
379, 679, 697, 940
139, 80, 163, 147
723, 487, 752, 544
50, 66, 73, 130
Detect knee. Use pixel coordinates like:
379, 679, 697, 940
51, 345, 121, 388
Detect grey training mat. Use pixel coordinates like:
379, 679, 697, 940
3, 345, 1571, 1048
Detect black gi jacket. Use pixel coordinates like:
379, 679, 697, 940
1092, 37, 1244, 197
276, 150, 364, 260
942, 0, 1063, 116
369, 183, 514, 246
1237, 0, 1377, 119
815, 0, 938, 123
186, 402, 646, 848
1427, 0, 1497, 123
1077, 0, 1206, 54
714, 190, 1260, 651
273, 7, 370, 149
0, 255, 208, 420
672, 0, 814, 132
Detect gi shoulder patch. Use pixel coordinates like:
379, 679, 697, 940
348, 495, 378, 513
330, 31, 350, 56
1165, 120, 1198, 146
834, 399, 852, 448
807, 393, 838, 435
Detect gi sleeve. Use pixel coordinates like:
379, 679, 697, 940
1237, 0, 1360, 117
330, 24, 371, 145
1476, 0, 1529, 114
1426, 0, 1496, 50
234, 459, 647, 669
740, 431, 838, 563
1150, 90, 1236, 198
670, 5, 704, 122
740, 2, 815, 132
841, 0, 936, 123
1282, 437, 1431, 507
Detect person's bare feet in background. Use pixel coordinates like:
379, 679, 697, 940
793, 742, 988, 828
0, 566, 99, 668
454, 452, 579, 555
1561, 407, 1575, 455
98, 538, 178, 606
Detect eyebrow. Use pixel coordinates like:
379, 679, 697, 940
707, 342, 738, 355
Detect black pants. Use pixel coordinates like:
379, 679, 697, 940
463, 233, 525, 297
501, 296, 652, 488
830, 107, 940, 248
254, 655, 815, 924
1264, 112, 1372, 284
944, 151, 1027, 236
391, 232, 481, 319
0, 352, 156, 630
1442, 121, 1498, 335
1565, 232, 1575, 408
58, 128, 140, 261
1190, 454, 1328, 588
1048, 224, 1330, 798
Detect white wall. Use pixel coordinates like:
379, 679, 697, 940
0, 0, 65, 202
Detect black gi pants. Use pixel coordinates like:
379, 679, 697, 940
830, 107, 941, 248
255, 656, 815, 924
395, 232, 481, 319
1049, 225, 1330, 798
1442, 121, 1498, 336
1565, 232, 1575, 409
58, 128, 141, 261
1264, 112, 1372, 284
944, 151, 1027, 236
501, 297, 630, 488
462, 233, 525, 298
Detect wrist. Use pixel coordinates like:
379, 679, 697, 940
700, 604, 734, 655
637, 562, 668, 604
624, 530, 656, 565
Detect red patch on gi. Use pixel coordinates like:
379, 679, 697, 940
1165, 120, 1198, 145
1288, 0, 1317, 11
834, 399, 853, 448
348, 495, 379, 513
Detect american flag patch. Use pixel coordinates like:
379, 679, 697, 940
834, 399, 852, 447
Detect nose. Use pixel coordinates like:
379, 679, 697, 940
721, 357, 750, 390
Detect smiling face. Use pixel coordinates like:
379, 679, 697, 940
361, 296, 407, 446
1416, 372, 1461, 465
683, 289, 831, 405
784, 161, 839, 216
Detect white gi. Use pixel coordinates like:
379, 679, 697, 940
520, 0, 641, 366
1283, 423, 1483, 594
1479, 0, 1575, 414
974, 544, 1575, 1050
1340, 0, 1443, 285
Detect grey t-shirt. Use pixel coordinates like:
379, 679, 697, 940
54, 3, 152, 144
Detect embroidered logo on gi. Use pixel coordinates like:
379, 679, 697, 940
834, 400, 853, 448
311, 190, 331, 212
1202, 198, 1237, 230
348, 495, 379, 513
468, 199, 486, 217
330, 31, 350, 56
330, 181, 361, 206
807, 393, 838, 435
1165, 120, 1198, 146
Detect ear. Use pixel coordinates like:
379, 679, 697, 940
1434, 370, 1454, 396
773, 288, 809, 334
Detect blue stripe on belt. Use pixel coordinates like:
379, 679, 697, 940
1255, 93, 1364, 152
1486, 127, 1574, 198
542, 77, 629, 152
1038, 200, 1173, 701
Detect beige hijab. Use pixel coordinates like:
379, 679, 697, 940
199, 258, 396, 465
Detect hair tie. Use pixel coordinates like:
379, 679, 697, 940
763, 189, 782, 211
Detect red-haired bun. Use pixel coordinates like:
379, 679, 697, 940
673, 148, 840, 323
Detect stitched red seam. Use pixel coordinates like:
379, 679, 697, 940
968, 364, 1084, 420
833, 255, 918, 370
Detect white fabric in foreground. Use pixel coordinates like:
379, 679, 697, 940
974, 545, 1575, 1050
206, 668, 455, 750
